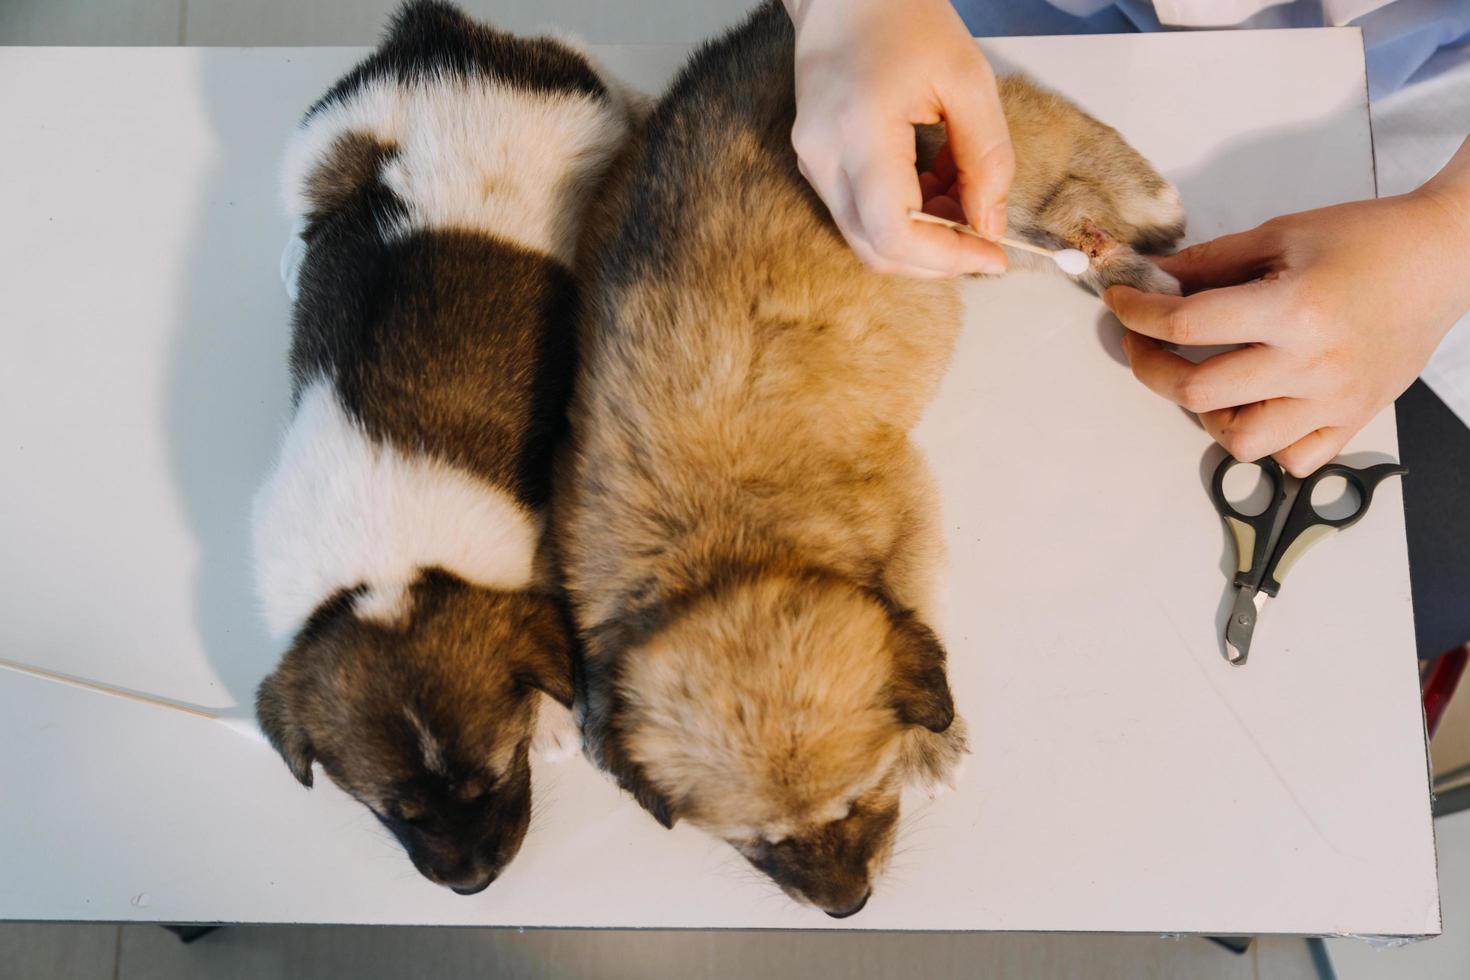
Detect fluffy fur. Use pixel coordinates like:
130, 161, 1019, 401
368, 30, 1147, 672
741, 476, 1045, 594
251, 0, 630, 894
280, 76, 627, 267
253, 379, 540, 640
556, 1, 1184, 917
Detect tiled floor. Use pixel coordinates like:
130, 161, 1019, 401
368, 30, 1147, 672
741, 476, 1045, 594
1, 0, 750, 46
0, 923, 1324, 980
1, 2, 1464, 977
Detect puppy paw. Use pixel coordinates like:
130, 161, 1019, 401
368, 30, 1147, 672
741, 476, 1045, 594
995, 75, 1186, 296
1072, 219, 1182, 296
533, 699, 581, 762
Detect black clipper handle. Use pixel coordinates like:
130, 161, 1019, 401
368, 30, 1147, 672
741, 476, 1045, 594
1210, 455, 1287, 591
1258, 461, 1408, 597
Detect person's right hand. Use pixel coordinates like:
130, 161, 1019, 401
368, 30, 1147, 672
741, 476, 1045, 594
783, 0, 1014, 278
1105, 173, 1470, 476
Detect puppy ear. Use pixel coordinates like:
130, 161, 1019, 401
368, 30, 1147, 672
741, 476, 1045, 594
901, 716, 970, 796
886, 610, 955, 734
255, 668, 316, 788
629, 773, 679, 830
516, 595, 576, 709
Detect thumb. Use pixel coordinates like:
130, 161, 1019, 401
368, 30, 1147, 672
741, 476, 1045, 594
1157, 223, 1282, 294
942, 70, 1014, 241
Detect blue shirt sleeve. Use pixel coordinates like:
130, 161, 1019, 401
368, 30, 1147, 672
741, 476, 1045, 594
950, 0, 1470, 96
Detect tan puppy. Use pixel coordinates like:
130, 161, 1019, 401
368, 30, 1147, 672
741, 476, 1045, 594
557, 0, 1184, 916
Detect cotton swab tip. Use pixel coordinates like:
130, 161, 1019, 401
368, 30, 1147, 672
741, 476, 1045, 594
1052, 248, 1090, 276
905, 210, 1091, 275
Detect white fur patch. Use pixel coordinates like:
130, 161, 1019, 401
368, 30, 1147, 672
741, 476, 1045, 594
252, 379, 540, 642
532, 698, 580, 762
405, 707, 448, 776
279, 216, 308, 302
280, 76, 628, 267
1122, 181, 1185, 231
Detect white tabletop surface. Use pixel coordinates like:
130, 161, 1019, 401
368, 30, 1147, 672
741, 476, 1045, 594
0, 29, 1438, 933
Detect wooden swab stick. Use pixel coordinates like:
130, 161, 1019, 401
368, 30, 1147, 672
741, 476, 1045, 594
0, 655, 265, 742
907, 209, 1091, 275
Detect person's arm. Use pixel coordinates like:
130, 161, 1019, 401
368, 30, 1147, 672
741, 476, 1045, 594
1105, 136, 1470, 476
782, 0, 1014, 278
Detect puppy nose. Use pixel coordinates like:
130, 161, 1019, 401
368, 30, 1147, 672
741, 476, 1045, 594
824, 890, 871, 919
449, 870, 497, 896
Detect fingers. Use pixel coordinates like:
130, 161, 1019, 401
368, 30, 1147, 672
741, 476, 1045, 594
922, 194, 966, 224
1156, 223, 1282, 294
1105, 279, 1279, 346
1198, 399, 1327, 467
846, 117, 1007, 275
1274, 427, 1352, 478
1202, 401, 1351, 478
939, 62, 1014, 241
821, 168, 948, 279
929, 140, 958, 186
1121, 334, 1292, 413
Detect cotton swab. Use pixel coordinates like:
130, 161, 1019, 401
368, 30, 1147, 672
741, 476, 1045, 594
0, 656, 267, 745
907, 209, 1091, 276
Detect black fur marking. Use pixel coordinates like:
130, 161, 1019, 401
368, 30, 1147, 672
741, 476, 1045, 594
1031, 173, 1075, 218
579, 650, 681, 830
588, 1, 798, 296
288, 141, 579, 509
306, 0, 608, 124
298, 584, 371, 645
1131, 219, 1187, 255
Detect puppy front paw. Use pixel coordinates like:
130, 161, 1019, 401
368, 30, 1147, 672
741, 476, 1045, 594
995, 75, 1185, 296
533, 699, 581, 762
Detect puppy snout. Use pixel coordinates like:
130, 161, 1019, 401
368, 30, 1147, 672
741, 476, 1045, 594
449, 871, 497, 896
426, 855, 498, 895
824, 890, 871, 919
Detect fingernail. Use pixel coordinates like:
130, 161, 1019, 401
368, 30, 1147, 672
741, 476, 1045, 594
1101, 287, 1116, 311
984, 204, 1008, 240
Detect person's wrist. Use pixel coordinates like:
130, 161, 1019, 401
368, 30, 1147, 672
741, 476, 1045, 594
784, 0, 868, 32
1407, 184, 1470, 319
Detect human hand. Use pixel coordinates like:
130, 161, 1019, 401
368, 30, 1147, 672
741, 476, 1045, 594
1105, 182, 1470, 476
783, 0, 1013, 278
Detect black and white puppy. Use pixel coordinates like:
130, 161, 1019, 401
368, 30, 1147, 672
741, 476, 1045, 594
251, 0, 629, 894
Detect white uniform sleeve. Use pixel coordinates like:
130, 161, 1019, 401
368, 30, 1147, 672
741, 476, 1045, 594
1371, 49, 1470, 428
1150, 0, 1292, 26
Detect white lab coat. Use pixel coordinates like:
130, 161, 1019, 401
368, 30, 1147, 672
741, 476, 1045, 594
1149, 0, 1394, 25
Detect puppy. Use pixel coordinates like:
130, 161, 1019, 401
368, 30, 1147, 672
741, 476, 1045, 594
251, 0, 630, 894
556, 0, 1183, 916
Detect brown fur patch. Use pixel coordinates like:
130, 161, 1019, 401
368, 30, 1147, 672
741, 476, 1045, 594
618, 574, 906, 834
256, 571, 573, 890
305, 132, 397, 219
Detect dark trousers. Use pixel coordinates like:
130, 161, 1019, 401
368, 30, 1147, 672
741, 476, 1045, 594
1397, 380, 1470, 660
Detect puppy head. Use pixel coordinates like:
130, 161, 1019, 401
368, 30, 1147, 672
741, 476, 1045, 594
255, 571, 573, 894
611, 572, 965, 917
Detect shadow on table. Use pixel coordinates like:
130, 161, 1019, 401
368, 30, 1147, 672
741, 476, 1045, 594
163, 52, 353, 710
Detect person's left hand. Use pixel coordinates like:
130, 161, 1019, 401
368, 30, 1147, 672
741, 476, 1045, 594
1103, 188, 1470, 476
